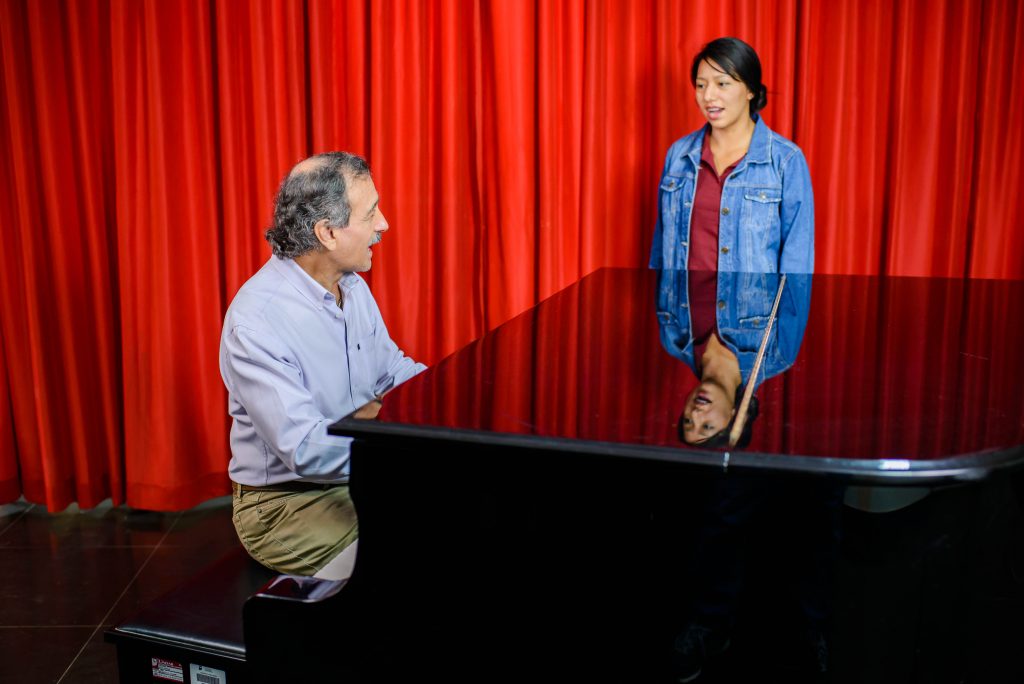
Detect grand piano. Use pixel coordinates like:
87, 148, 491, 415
243, 268, 1024, 683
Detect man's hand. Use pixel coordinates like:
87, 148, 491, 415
352, 398, 383, 420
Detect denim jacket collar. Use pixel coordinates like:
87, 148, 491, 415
683, 115, 772, 174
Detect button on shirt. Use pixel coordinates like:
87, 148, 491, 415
220, 257, 426, 486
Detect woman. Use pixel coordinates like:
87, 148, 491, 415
652, 45, 821, 678
650, 37, 814, 275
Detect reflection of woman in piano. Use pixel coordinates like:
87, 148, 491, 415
657, 269, 811, 446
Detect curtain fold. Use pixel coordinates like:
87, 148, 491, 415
968, 0, 1024, 279
110, 0, 227, 508
1, 0, 1022, 510
1, 0, 123, 510
216, 0, 308, 298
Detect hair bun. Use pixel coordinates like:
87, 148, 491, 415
756, 84, 768, 112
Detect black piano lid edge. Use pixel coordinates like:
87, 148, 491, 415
330, 417, 1024, 486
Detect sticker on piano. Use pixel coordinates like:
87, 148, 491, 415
190, 663, 227, 684
151, 657, 185, 682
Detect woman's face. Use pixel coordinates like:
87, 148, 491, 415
681, 380, 736, 444
694, 59, 754, 132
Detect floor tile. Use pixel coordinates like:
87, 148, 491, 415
160, 498, 237, 550
59, 624, 121, 684
105, 543, 245, 626
0, 500, 31, 519
0, 546, 150, 626
0, 503, 32, 539
0, 626, 95, 683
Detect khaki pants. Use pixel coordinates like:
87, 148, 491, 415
231, 482, 358, 576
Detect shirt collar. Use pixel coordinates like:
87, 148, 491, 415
339, 272, 362, 292
270, 256, 345, 309
698, 128, 745, 178
688, 114, 772, 169
700, 133, 715, 167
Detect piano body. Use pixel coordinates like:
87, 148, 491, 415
240, 269, 1024, 682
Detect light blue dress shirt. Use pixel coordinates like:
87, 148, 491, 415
220, 256, 425, 486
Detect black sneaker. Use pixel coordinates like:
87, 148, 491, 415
671, 622, 731, 683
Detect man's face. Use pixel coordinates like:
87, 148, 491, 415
681, 380, 735, 444
331, 175, 389, 273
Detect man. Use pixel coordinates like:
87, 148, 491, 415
220, 152, 425, 580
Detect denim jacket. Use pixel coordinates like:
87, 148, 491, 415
656, 269, 812, 391
649, 116, 814, 274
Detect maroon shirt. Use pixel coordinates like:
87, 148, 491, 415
689, 134, 744, 370
690, 268, 719, 372
688, 134, 743, 272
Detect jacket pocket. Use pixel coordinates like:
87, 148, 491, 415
742, 188, 782, 229
738, 187, 783, 263
660, 173, 695, 219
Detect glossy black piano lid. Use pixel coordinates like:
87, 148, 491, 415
342, 268, 1024, 466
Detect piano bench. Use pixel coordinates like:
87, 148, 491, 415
104, 547, 276, 684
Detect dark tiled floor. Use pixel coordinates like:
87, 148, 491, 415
0, 497, 239, 684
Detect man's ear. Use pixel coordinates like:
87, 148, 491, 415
313, 219, 335, 249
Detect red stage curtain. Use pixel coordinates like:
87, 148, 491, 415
1, 0, 1022, 511
1, 0, 124, 510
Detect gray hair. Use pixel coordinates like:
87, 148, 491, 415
265, 152, 371, 258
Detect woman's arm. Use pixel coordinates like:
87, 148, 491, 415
778, 148, 815, 274
649, 143, 680, 269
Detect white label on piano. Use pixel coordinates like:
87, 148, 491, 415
190, 663, 226, 684
151, 657, 184, 682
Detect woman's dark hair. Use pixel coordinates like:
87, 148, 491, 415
678, 392, 760, 450
690, 37, 767, 117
